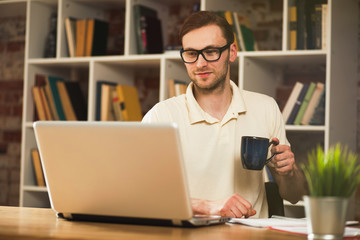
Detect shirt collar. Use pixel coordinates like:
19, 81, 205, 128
185, 80, 247, 125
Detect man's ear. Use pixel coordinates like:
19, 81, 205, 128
229, 43, 237, 62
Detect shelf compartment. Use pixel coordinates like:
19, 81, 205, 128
27, 0, 58, 59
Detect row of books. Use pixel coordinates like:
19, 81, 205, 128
168, 79, 188, 98
282, 81, 325, 125
32, 74, 87, 121
289, 0, 327, 50
65, 17, 109, 57
215, 11, 258, 52
134, 4, 163, 54
95, 81, 142, 121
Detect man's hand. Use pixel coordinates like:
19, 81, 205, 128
269, 137, 295, 176
192, 194, 256, 218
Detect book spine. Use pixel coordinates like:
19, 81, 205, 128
314, 4, 322, 49
293, 82, 316, 125
282, 82, 303, 123
289, 5, 297, 50
286, 84, 309, 125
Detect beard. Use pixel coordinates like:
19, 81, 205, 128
188, 56, 230, 93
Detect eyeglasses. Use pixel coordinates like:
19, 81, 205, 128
180, 43, 232, 63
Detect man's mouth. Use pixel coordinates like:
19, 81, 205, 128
195, 71, 211, 78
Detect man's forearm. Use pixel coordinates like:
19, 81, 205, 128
270, 165, 308, 204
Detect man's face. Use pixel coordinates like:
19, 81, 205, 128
182, 25, 237, 91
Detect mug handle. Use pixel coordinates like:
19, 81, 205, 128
265, 140, 279, 165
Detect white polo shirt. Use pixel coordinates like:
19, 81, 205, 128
142, 80, 289, 218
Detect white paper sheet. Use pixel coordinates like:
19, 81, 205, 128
229, 216, 360, 238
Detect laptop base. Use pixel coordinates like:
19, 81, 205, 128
57, 213, 230, 228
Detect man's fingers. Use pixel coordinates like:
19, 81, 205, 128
219, 194, 256, 218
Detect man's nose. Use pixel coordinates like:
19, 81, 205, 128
196, 53, 208, 67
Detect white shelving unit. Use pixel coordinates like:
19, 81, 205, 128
1, 0, 357, 209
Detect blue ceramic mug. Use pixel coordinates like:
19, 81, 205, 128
241, 136, 278, 170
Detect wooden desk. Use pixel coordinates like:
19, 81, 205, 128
0, 206, 306, 240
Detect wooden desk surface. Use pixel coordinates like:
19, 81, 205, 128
0, 206, 306, 240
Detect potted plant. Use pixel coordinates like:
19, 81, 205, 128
302, 143, 360, 240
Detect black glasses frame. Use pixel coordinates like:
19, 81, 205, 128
180, 42, 232, 63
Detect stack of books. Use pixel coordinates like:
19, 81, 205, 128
31, 74, 87, 121
289, 0, 328, 50
95, 81, 143, 121
282, 81, 325, 125
65, 17, 109, 57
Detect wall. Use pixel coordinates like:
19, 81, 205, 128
0, 15, 25, 206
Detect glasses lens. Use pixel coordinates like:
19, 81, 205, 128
203, 48, 220, 61
182, 50, 198, 63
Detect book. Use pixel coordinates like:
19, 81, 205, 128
232, 12, 243, 51
39, 87, 53, 120
31, 86, 48, 121
116, 85, 142, 121
301, 82, 325, 125
75, 18, 87, 57
95, 81, 117, 121
236, 14, 258, 51
295, 0, 306, 49
34, 74, 53, 120
64, 81, 88, 121
286, 83, 309, 125
293, 82, 316, 125
44, 12, 57, 58
168, 79, 187, 98
309, 85, 326, 125
314, 4, 322, 49
56, 81, 77, 120
289, 4, 297, 50
139, 15, 163, 54
34, 74, 59, 120
31, 149, 46, 187
101, 84, 116, 121
282, 82, 304, 123
224, 11, 240, 51
175, 82, 187, 96
85, 18, 109, 56
321, 4, 328, 50
133, 4, 158, 54
64, 17, 77, 57
46, 76, 66, 120
111, 89, 124, 121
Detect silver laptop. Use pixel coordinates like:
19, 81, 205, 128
33, 121, 230, 227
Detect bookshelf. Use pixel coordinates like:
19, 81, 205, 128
1, 0, 356, 209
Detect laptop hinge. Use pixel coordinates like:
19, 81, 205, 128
171, 219, 182, 226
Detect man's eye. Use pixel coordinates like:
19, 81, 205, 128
204, 49, 218, 55
185, 51, 197, 57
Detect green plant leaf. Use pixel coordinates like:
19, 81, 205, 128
302, 143, 360, 197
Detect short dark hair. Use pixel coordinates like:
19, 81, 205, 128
179, 11, 234, 46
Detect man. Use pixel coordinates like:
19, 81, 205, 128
142, 11, 307, 218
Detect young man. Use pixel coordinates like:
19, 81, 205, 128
142, 11, 307, 218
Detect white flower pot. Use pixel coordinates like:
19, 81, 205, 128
303, 196, 349, 240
